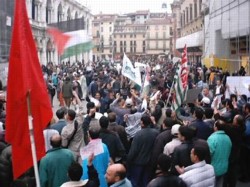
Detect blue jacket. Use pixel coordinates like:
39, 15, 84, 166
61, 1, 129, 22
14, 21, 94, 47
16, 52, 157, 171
82, 143, 110, 187
207, 131, 232, 176
50, 119, 67, 134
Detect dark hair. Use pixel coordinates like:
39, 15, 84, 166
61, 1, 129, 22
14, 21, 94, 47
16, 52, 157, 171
87, 102, 95, 109
204, 108, 213, 119
165, 108, 172, 118
214, 120, 226, 131
108, 112, 116, 123
99, 116, 109, 129
245, 103, 250, 111
225, 99, 234, 110
234, 115, 245, 131
130, 108, 137, 114
56, 107, 67, 119
163, 117, 174, 128
67, 109, 76, 121
195, 108, 204, 120
179, 126, 195, 141
141, 114, 152, 127
68, 162, 83, 181
193, 145, 207, 161
152, 105, 162, 123
157, 154, 172, 172
50, 136, 62, 148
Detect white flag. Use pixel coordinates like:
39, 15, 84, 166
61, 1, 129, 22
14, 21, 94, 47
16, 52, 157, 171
122, 53, 142, 86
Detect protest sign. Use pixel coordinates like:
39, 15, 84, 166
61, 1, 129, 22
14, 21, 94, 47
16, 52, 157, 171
80, 138, 104, 160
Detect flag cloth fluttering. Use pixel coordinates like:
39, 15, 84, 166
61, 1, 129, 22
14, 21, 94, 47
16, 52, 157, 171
122, 53, 142, 86
171, 45, 188, 111
5, 0, 53, 179
47, 28, 94, 59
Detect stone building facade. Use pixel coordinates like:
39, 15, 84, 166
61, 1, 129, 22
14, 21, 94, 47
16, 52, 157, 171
0, 0, 92, 65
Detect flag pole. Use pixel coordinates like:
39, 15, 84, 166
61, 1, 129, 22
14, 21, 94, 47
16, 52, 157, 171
26, 91, 41, 187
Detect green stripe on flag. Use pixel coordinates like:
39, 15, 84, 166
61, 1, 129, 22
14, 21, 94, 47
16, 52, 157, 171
61, 41, 94, 59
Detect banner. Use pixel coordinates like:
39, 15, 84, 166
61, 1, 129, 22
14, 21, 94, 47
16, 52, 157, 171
122, 53, 142, 86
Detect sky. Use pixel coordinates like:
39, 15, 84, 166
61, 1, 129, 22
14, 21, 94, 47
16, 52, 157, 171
77, 0, 174, 14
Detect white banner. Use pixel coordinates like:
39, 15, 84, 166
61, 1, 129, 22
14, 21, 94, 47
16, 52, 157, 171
122, 53, 142, 86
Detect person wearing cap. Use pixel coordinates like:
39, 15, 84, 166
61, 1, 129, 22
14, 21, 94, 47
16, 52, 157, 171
147, 154, 187, 187
163, 124, 182, 156
201, 97, 211, 108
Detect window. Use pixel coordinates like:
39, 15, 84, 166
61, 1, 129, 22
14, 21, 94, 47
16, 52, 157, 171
134, 47, 136, 53
156, 33, 158, 39
120, 41, 123, 46
120, 34, 123, 38
143, 41, 146, 46
194, 2, 197, 18
46, 0, 52, 23
109, 27, 112, 32
156, 41, 158, 49
163, 32, 166, 39
124, 34, 126, 38
67, 8, 71, 21
183, 11, 185, 25
199, 0, 202, 15
114, 41, 117, 46
124, 41, 126, 46
32, 0, 38, 20
130, 47, 133, 53
134, 34, 136, 38
186, 7, 189, 23
96, 31, 100, 37
114, 34, 116, 38
190, 4, 193, 21
130, 34, 133, 38
101, 27, 103, 32
143, 47, 146, 53
144, 15, 147, 19
143, 34, 145, 38
124, 47, 126, 53
134, 41, 136, 46
120, 47, 123, 53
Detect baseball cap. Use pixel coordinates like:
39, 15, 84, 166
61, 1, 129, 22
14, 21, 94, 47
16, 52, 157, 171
171, 124, 181, 135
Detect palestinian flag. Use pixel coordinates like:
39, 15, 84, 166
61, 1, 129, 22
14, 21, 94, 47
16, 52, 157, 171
47, 28, 93, 59
171, 45, 188, 111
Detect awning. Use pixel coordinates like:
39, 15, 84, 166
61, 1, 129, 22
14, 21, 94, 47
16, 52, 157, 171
176, 31, 203, 49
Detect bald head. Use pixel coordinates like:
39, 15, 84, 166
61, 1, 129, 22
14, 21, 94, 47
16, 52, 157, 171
106, 164, 126, 184
50, 134, 62, 148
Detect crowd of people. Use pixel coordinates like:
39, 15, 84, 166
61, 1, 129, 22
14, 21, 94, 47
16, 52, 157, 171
0, 59, 250, 187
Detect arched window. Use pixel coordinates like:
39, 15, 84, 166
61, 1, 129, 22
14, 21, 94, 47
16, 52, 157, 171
57, 3, 63, 22
67, 8, 71, 21
46, 0, 52, 23
32, 0, 38, 20
75, 11, 78, 19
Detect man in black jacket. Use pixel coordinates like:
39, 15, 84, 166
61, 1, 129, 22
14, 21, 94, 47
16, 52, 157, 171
171, 126, 195, 175
99, 116, 126, 163
127, 114, 159, 187
147, 154, 187, 187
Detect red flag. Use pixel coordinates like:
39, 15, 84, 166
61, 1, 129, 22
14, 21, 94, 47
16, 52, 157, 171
5, 0, 53, 179
47, 28, 71, 55
180, 45, 188, 90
